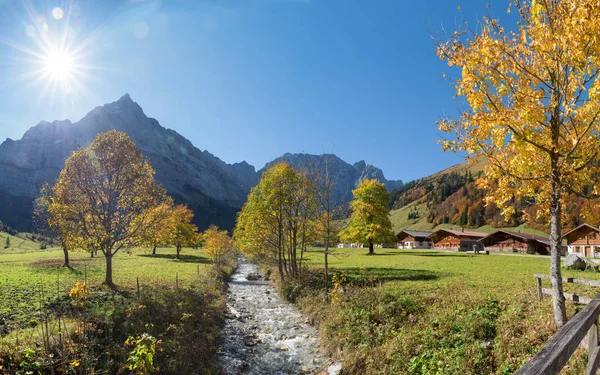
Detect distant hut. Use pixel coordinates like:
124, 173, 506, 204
396, 230, 433, 249
429, 228, 486, 251
480, 230, 551, 255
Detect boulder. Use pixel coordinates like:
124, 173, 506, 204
246, 273, 262, 281
585, 259, 600, 271
565, 254, 587, 270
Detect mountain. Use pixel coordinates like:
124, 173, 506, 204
262, 153, 403, 205
0, 95, 404, 233
0, 94, 258, 231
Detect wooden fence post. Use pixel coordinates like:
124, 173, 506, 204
176, 273, 179, 289
587, 318, 599, 375
136, 277, 140, 298
536, 277, 543, 301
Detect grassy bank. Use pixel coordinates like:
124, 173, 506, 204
0, 246, 235, 374
288, 249, 596, 374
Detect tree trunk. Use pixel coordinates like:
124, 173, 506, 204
324, 234, 330, 299
62, 247, 69, 267
550, 155, 567, 327
176, 246, 181, 259
105, 252, 114, 288
152, 245, 156, 256
90, 250, 94, 258
369, 240, 374, 255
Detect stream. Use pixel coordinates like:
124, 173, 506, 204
217, 257, 341, 375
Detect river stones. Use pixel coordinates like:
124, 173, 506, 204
246, 273, 262, 280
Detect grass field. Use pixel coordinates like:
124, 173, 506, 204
298, 248, 594, 374
0, 246, 212, 332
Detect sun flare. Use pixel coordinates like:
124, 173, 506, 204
0, 3, 100, 101
44, 49, 74, 82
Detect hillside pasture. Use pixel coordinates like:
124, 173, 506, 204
0, 232, 40, 252
298, 248, 594, 374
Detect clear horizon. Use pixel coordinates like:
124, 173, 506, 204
0, 0, 512, 182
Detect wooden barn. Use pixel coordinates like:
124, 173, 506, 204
480, 230, 551, 255
396, 230, 433, 249
563, 223, 600, 257
429, 228, 486, 251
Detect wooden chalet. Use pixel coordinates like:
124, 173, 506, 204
396, 230, 433, 249
563, 223, 600, 257
429, 228, 486, 251
480, 230, 551, 255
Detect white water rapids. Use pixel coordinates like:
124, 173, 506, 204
217, 258, 341, 375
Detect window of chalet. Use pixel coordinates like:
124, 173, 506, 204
591, 233, 597, 240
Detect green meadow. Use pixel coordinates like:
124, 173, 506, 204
0, 246, 212, 332
296, 248, 597, 374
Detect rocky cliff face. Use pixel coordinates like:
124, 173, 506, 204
262, 153, 403, 205
0, 94, 258, 231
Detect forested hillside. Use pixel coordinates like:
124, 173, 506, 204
389, 160, 589, 232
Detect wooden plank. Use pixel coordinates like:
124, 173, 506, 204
516, 296, 600, 375
585, 345, 600, 375
536, 277, 543, 301
534, 274, 600, 288
541, 288, 592, 304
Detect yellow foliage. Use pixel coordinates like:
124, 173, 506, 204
339, 179, 394, 252
46, 130, 171, 286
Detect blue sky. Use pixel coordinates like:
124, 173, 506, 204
0, 0, 513, 182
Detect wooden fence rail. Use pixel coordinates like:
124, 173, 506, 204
516, 274, 600, 374
535, 273, 600, 305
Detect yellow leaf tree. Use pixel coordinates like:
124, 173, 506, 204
140, 201, 175, 256
169, 204, 199, 260
437, 0, 600, 327
340, 179, 394, 255
234, 162, 317, 281
203, 225, 234, 269
48, 130, 170, 288
34, 183, 73, 266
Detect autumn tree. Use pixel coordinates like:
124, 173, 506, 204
140, 201, 175, 256
203, 225, 234, 269
169, 204, 199, 260
307, 154, 343, 297
48, 130, 170, 288
340, 179, 394, 255
436, 0, 600, 327
234, 162, 317, 281
33, 183, 73, 266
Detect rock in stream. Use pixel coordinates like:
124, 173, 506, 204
217, 257, 341, 375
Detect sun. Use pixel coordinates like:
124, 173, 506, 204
0, 3, 100, 100
44, 49, 74, 82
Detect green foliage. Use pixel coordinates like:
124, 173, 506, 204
126, 333, 157, 374
340, 179, 394, 251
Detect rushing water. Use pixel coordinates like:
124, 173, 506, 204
217, 257, 341, 375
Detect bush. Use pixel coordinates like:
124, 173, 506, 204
0, 281, 226, 374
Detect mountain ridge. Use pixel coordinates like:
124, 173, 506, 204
0, 94, 403, 232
